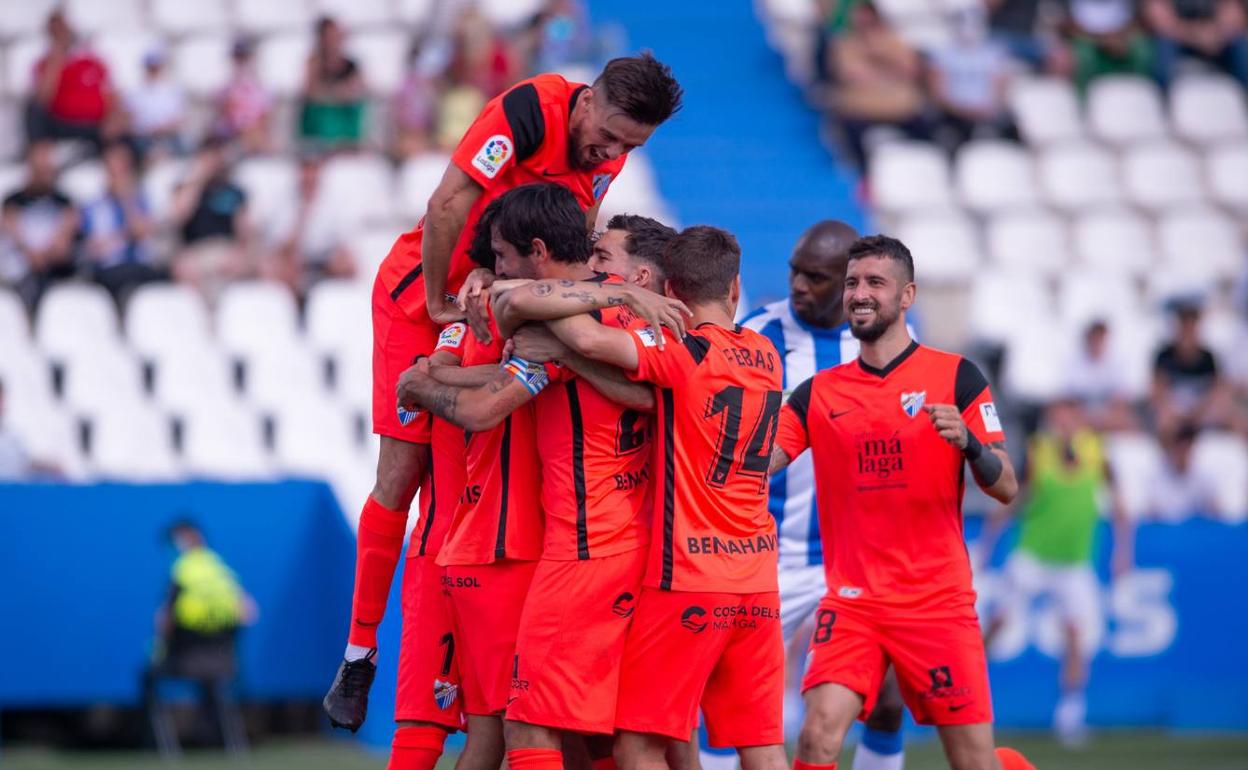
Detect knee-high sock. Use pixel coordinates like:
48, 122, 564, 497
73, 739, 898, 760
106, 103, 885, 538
851, 727, 904, 770
387, 725, 448, 770
508, 748, 564, 770
348, 495, 409, 649
794, 759, 838, 770
995, 747, 1036, 770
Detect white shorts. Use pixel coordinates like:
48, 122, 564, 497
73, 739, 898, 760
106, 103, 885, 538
1003, 550, 1103, 653
779, 564, 827, 643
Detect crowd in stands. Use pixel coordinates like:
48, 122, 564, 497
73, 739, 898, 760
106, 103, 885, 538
1, 2, 597, 312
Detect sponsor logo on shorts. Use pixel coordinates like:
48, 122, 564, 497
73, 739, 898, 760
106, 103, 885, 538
918, 665, 973, 705
900, 390, 926, 418
433, 678, 459, 710
680, 606, 707, 634
686, 534, 778, 556
472, 135, 512, 178
510, 654, 530, 693
612, 592, 635, 618
441, 575, 482, 589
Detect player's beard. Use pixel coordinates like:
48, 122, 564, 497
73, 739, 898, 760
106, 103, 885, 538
848, 299, 900, 342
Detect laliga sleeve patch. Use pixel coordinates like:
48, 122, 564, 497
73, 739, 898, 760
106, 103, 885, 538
980, 402, 1003, 433
634, 327, 659, 348
472, 135, 513, 179
436, 323, 467, 351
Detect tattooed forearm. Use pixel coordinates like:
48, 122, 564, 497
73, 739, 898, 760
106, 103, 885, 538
560, 290, 599, 304
427, 385, 460, 423
531, 282, 553, 296
485, 367, 514, 394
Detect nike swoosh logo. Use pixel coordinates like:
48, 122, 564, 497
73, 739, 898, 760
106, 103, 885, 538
949, 702, 972, 712
541, 170, 568, 177
829, 410, 853, 420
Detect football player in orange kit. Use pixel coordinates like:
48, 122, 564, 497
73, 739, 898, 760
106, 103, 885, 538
770, 235, 1034, 770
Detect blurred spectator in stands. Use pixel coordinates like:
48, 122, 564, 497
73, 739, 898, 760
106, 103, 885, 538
927, 6, 1019, 152
144, 518, 255, 756
1061, 319, 1139, 431
525, 0, 593, 73
82, 142, 166, 304
1147, 422, 1220, 521
812, 0, 865, 86
391, 39, 446, 159
262, 154, 356, 297
214, 37, 274, 155
170, 138, 254, 302
1, 140, 79, 310
299, 16, 366, 151
26, 10, 121, 150
825, 1, 930, 172
449, 7, 521, 98
1062, 0, 1154, 91
1152, 299, 1233, 432
125, 47, 188, 164
988, 0, 1073, 71
1144, 0, 1248, 87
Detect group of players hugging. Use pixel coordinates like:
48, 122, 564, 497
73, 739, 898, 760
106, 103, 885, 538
319, 51, 1037, 770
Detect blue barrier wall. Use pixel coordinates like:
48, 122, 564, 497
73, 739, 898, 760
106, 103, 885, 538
0, 481, 355, 706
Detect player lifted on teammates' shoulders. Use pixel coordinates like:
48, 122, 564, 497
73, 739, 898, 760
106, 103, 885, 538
771, 235, 1035, 770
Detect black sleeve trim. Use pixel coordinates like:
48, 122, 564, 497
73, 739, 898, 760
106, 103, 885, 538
955, 357, 990, 413
502, 83, 545, 162
788, 377, 814, 426
682, 333, 711, 365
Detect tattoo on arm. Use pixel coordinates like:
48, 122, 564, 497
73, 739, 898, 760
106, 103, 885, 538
427, 385, 460, 423
485, 367, 514, 394
605, 295, 626, 306
560, 290, 598, 304
531, 282, 553, 296
558, 279, 575, 287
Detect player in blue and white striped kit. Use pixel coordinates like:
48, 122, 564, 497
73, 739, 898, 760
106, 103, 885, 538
732, 221, 907, 770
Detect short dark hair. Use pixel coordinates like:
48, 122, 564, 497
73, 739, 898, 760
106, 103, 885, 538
607, 213, 677, 281
846, 235, 915, 283
491, 183, 591, 264
661, 226, 740, 305
166, 517, 202, 543
593, 52, 683, 126
468, 197, 501, 270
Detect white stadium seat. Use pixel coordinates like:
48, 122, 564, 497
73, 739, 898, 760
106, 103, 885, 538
1145, 264, 1221, 306
151, 0, 231, 36
90, 407, 181, 481
315, 0, 394, 28
334, 340, 373, 412
0, 0, 58, 39
94, 31, 162, 93
242, 344, 327, 411
1072, 210, 1156, 277
151, 345, 236, 413
348, 30, 409, 93
0, 100, 22, 162
1009, 77, 1083, 146
1121, 142, 1205, 212
1157, 207, 1243, 281
894, 214, 981, 284
478, 0, 545, 29
181, 400, 272, 479
59, 160, 107, 205
0, 346, 54, 420
174, 35, 233, 98
350, 225, 402, 280
319, 152, 397, 228
1171, 75, 1248, 145
875, 0, 939, 23
233, 156, 298, 227
1087, 76, 1168, 146
2, 36, 44, 97
1003, 324, 1072, 402
272, 399, 359, 476
968, 269, 1051, 346
256, 31, 313, 97
984, 210, 1068, 277
1206, 141, 1248, 213
125, 283, 213, 358
141, 157, 188, 224
60, 344, 146, 416
955, 141, 1040, 213
216, 281, 301, 358
7, 396, 87, 479
0, 287, 30, 352
396, 0, 438, 27
762, 0, 822, 25
64, 0, 145, 33
0, 161, 25, 198
397, 151, 451, 222
1038, 143, 1122, 211
1192, 432, 1248, 522
1058, 269, 1141, 331
869, 141, 954, 212
236, 0, 313, 34
306, 279, 371, 355
1107, 433, 1165, 520
35, 283, 121, 360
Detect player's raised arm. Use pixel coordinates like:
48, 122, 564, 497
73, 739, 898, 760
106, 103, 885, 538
512, 323, 654, 411
396, 356, 546, 433
492, 279, 690, 344
423, 165, 485, 323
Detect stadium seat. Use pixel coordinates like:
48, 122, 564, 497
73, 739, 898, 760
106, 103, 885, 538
875, 0, 939, 23
1037, 142, 1122, 211
869, 141, 954, 213
173, 35, 233, 99
236, 0, 313, 34
955, 140, 1040, 213
1157, 207, 1243, 281
967, 269, 1051, 346
397, 151, 452, 222
347, 30, 408, 94
6, 395, 87, 478
1057, 269, 1141, 331
1002, 323, 1072, 402
1145, 263, 1221, 306
0, 345, 54, 419
0, 0, 58, 39
1009, 76, 1083, 146
1171, 74, 1248, 145
272, 398, 359, 476
761, 0, 821, 26
233, 155, 298, 227
59, 159, 107, 205
180, 400, 272, 479
60, 343, 146, 416
893, 214, 981, 284
1122, 141, 1205, 212
1106, 432, 1165, 520
125, 283, 213, 358
984, 210, 1068, 276
350, 225, 402, 280
478, 0, 545, 29
1192, 432, 1248, 522
0, 160, 25, 198
256, 31, 313, 97
141, 156, 187, 224
1205, 141, 1248, 213
64, 0, 145, 33
396, 0, 437, 27
0, 287, 29, 352
241, 343, 327, 412
319, 152, 397, 228
89, 406, 181, 481
1098, 314, 1160, 399
151, 344, 237, 413
151, 0, 230, 36
1087, 76, 1168, 146
894, 17, 953, 51
34, 283, 121, 360
216, 281, 301, 358
315, 0, 394, 29
94, 31, 163, 94
306, 279, 371, 356
1071, 209, 1156, 277
0, 100, 22, 162
1, 35, 43, 98
334, 333, 373, 411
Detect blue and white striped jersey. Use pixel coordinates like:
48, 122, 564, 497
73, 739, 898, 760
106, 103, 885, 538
742, 298, 915, 569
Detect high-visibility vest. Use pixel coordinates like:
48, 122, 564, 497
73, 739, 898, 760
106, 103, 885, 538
171, 547, 244, 634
